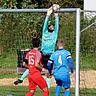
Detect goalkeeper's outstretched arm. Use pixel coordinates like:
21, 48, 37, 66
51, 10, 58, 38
42, 6, 53, 33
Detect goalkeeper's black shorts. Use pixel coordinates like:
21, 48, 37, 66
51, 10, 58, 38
41, 53, 53, 69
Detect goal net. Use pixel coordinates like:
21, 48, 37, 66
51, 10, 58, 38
0, 9, 95, 96
0, 10, 76, 96
80, 11, 96, 96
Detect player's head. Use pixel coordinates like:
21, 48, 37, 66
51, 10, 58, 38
57, 39, 64, 48
48, 24, 54, 33
32, 37, 40, 48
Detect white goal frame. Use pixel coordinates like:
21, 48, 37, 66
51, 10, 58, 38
0, 8, 81, 96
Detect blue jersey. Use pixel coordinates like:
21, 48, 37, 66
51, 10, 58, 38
41, 16, 59, 54
50, 49, 71, 75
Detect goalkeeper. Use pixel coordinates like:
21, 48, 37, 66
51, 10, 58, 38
14, 5, 59, 88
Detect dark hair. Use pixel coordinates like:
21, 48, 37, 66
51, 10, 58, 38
48, 23, 54, 28
48, 24, 54, 32
32, 37, 40, 47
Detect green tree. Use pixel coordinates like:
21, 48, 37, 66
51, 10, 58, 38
0, 0, 84, 54
0, 0, 17, 8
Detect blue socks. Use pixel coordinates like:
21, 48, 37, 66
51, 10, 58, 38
55, 86, 70, 96
46, 78, 52, 88
55, 86, 62, 96
20, 69, 29, 81
64, 90, 70, 96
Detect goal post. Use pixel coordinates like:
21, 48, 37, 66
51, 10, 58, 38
76, 8, 80, 96
0, 8, 81, 96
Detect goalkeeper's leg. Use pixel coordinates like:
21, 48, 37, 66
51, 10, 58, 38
20, 69, 29, 80
46, 77, 52, 88
44, 68, 52, 89
14, 69, 29, 85
42, 54, 52, 89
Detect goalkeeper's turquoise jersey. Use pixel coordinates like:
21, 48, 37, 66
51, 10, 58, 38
41, 16, 59, 54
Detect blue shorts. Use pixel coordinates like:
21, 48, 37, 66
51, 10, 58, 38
54, 74, 70, 88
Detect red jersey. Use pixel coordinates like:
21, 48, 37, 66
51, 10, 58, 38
25, 49, 42, 75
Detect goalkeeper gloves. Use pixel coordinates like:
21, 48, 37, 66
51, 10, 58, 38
47, 6, 53, 16
54, 13, 58, 16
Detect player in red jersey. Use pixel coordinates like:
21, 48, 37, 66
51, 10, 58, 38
23, 37, 49, 96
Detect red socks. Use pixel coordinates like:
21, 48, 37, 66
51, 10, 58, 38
25, 92, 34, 96
42, 90, 49, 96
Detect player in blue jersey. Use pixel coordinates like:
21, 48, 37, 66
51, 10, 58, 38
47, 39, 74, 96
14, 5, 59, 89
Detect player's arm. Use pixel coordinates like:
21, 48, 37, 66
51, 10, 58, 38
22, 59, 28, 69
67, 55, 74, 73
42, 16, 49, 34
42, 7, 52, 33
47, 59, 53, 74
35, 52, 42, 71
47, 54, 54, 75
35, 61, 42, 71
54, 13, 59, 35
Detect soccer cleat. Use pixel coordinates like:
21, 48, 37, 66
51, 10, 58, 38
14, 79, 23, 85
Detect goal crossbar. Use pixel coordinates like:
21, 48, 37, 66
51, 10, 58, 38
0, 8, 77, 13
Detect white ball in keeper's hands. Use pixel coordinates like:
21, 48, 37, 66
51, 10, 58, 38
52, 4, 60, 12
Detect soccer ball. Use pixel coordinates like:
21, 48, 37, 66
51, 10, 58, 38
52, 4, 60, 12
